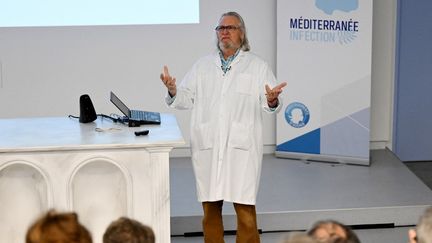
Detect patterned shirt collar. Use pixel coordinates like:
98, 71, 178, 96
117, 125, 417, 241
219, 48, 240, 74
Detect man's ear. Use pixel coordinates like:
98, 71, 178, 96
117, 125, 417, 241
408, 229, 417, 243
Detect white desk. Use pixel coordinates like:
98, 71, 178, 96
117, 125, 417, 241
0, 114, 184, 243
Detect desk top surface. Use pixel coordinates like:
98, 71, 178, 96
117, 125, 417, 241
0, 113, 185, 152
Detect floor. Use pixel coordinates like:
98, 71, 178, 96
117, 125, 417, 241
405, 161, 432, 190
169, 149, 432, 243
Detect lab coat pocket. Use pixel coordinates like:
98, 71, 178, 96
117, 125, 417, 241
196, 123, 213, 150
198, 74, 216, 98
235, 73, 253, 95
228, 122, 251, 151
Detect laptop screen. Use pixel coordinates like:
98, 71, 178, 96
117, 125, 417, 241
110, 92, 130, 117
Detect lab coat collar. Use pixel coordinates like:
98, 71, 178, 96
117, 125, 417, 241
213, 49, 245, 67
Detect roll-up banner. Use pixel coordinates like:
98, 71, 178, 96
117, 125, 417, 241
276, 0, 373, 165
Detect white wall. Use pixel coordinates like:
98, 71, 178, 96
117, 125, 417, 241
0, 0, 396, 154
370, 0, 397, 150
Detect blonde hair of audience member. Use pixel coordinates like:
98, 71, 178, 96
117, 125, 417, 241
308, 220, 360, 243
409, 206, 432, 243
103, 217, 155, 243
281, 232, 319, 243
26, 210, 92, 243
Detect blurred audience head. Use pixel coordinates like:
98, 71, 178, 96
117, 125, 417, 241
281, 232, 319, 243
26, 209, 92, 243
103, 217, 155, 243
410, 206, 432, 243
308, 220, 360, 243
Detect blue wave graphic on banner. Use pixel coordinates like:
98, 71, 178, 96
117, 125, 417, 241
315, 0, 358, 15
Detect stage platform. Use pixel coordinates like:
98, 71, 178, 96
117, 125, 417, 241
170, 149, 432, 235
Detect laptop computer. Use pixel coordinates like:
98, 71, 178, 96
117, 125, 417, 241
110, 91, 161, 125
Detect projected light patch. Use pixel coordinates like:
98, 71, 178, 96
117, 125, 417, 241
0, 0, 199, 27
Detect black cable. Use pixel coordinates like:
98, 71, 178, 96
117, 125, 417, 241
97, 114, 129, 124
68, 113, 129, 125
98, 114, 116, 121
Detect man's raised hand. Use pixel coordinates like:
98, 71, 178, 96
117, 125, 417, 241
160, 65, 177, 97
265, 82, 287, 108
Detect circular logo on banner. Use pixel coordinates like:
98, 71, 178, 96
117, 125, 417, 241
285, 102, 310, 128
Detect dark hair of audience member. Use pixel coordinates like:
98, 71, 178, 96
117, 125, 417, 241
26, 209, 92, 243
308, 219, 360, 243
103, 217, 155, 243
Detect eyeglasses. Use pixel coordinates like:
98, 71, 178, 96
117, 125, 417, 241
215, 25, 240, 32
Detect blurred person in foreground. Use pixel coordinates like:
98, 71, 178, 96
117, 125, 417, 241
26, 209, 92, 243
281, 232, 319, 243
308, 220, 360, 243
103, 217, 155, 243
409, 206, 432, 243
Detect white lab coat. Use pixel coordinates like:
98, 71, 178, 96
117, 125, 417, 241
167, 50, 282, 205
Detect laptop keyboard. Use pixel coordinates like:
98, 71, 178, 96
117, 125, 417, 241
131, 110, 159, 120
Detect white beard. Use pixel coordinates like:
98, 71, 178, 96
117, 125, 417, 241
219, 40, 240, 51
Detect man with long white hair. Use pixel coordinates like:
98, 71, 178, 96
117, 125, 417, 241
160, 11, 287, 243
